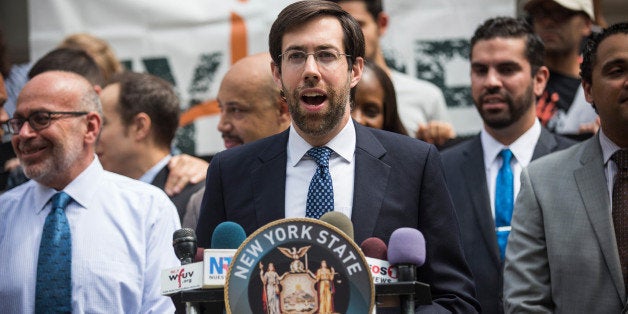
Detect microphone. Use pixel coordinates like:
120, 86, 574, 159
211, 221, 247, 249
361, 237, 400, 312
203, 221, 247, 288
173, 228, 197, 265
361, 237, 387, 260
387, 228, 426, 314
168, 229, 203, 313
319, 211, 354, 240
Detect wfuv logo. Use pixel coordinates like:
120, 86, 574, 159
168, 268, 195, 288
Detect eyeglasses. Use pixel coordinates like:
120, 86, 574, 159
279, 49, 350, 68
4, 111, 89, 135
528, 6, 579, 22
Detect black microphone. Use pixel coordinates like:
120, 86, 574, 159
387, 228, 427, 314
173, 228, 197, 266
172, 228, 200, 314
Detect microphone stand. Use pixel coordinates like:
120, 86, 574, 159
397, 264, 416, 314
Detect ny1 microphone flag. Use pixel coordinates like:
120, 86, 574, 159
225, 217, 374, 314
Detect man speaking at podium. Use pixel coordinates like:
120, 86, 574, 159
195, 1, 479, 312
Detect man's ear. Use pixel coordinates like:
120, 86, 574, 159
132, 112, 152, 141
271, 61, 283, 90
582, 79, 594, 104
84, 112, 102, 144
376, 12, 389, 37
350, 57, 364, 89
533, 65, 550, 97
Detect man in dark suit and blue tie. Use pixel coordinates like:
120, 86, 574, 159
195, 1, 479, 312
440, 17, 576, 314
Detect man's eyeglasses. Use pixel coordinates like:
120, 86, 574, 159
279, 49, 350, 68
3, 111, 89, 135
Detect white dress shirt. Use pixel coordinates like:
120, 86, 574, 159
285, 120, 356, 219
0, 158, 181, 313
481, 119, 542, 218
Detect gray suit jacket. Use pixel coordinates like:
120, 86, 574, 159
441, 128, 575, 314
504, 135, 626, 313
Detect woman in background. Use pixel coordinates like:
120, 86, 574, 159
352, 61, 408, 135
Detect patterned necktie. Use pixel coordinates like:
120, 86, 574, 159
495, 148, 514, 260
36, 192, 72, 313
612, 150, 628, 291
306, 146, 334, 219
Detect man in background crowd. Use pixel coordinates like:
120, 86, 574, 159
183, 52, 291, 228
97, 71, 205, 222
0, 71, 180, 312
441, 17, 575, 314
525, 0, 599, 135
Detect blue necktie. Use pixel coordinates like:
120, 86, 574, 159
306, 146, 334, 219
495, 149, 513, 260
36, 192, 72, 313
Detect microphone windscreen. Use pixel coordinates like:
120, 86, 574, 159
172, 228, 197, 264
211, 221, 247, 249
173, 227, 196, 243
387, 227, 426, 267
320, 211, 354, 240
360, 237, 388, 260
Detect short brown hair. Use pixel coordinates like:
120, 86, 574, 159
269, 0, 365, 71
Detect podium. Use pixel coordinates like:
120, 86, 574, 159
176, 281, 432, 312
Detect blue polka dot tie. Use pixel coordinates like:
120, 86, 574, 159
306, 146, 334, 219
495, 149, 513, 260
36, 192, 72, 313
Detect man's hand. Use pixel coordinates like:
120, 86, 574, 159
416, 121, 456, 146
165, 154, 209, 196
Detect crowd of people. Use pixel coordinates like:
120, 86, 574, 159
0, 0, 626, 313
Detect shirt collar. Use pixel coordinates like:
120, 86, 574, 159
139, 154, 172, 183
33, 156, 105, 214
481, 119, 542, 167
599, 129, 623, 165
287, 119, 356, 167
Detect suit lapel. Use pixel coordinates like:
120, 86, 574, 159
352, 122, 390, 242
575, 136, 624, 301
531, 127, 559, 160
462, 137, 502, 266
252, 130, 289, 228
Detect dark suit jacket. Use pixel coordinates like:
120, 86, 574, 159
440, 127, 575, 314
196, 121, 480, 313
152, 165, 205, 222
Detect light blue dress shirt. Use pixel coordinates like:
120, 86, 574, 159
0, 158, 181, 313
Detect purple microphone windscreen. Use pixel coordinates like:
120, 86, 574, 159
320, 211, 354, 240
360, 237, 388, 260
387, 227, 426, 267
211, 221, 247, 249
